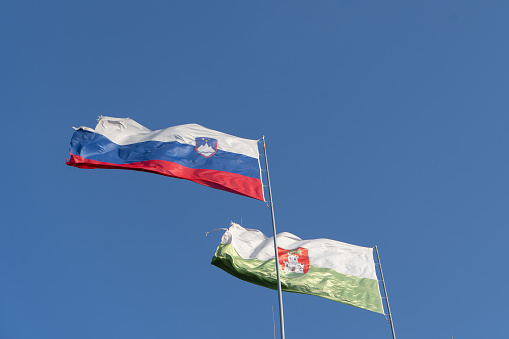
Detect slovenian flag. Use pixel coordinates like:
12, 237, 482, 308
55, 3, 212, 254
66, 117, 264, 201
212, 223, 384, 314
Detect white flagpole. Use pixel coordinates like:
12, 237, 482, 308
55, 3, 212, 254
262, 136, 286, 339
375, 245, 397, 339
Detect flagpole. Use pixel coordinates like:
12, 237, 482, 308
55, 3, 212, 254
375, 245, 396, 339
262, 136, 286, 339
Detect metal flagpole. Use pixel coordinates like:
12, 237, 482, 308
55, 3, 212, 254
375, 245, 396, 339
262, 136, 286, 339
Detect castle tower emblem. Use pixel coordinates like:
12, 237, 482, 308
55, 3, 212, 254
277, 247, 310, 278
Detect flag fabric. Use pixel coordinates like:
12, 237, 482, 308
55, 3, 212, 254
212, 223, 384, 314
66, 117, 264, 200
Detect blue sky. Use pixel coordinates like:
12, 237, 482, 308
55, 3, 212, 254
1, 1, 508, 338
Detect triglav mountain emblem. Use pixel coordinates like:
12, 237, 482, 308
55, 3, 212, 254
277, 247, 310, 278
195, 137, 218, 157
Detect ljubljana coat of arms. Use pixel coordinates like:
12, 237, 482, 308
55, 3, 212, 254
277, 247, 310, 278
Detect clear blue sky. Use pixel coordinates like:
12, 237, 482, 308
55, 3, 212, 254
1, 1, 508, 338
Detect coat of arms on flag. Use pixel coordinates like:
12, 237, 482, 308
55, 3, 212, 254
278, 247, 310, 278
211, 223, 384, 313
67, 117, 265, 200
196, 137, 218, 157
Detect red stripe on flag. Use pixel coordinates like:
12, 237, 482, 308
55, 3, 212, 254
67, 154, 264, 201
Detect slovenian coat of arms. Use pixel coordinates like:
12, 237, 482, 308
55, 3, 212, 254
195, 137, 218, 157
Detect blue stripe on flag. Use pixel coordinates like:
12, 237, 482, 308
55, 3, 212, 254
70, 130, 261, 178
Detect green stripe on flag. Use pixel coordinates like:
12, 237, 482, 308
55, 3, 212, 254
212, 243, 384, 314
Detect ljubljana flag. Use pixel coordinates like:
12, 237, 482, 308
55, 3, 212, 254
66, 117, 264, 200
212, 223, 384, 313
